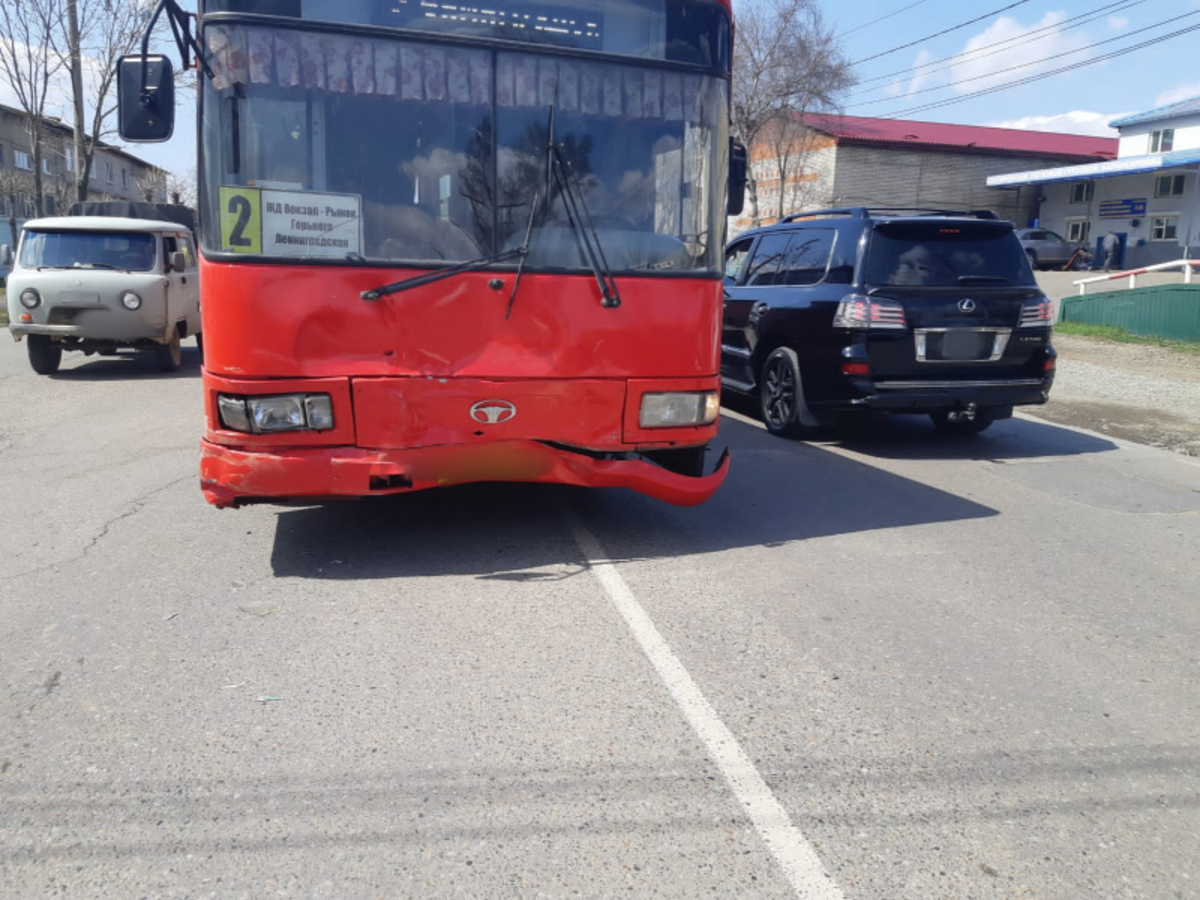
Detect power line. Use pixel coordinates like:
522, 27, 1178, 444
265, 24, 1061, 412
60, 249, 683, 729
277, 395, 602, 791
837, 1, 931, 39
876, 22, 1200, 118
848, 0, 1032, 66
849, 8, 1198, 110
848, 0, 1141, 96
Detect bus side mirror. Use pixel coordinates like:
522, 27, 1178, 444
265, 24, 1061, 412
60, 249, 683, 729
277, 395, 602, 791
728, 140, 747, 216
117, 54, 175, 142
0, 245, 11, 267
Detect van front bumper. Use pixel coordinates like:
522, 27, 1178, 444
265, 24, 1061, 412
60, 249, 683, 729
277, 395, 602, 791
8, 322, 172, 343
200, 439, 729, 509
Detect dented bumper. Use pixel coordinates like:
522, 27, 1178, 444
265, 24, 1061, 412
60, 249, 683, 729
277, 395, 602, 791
200, 439, 729, 509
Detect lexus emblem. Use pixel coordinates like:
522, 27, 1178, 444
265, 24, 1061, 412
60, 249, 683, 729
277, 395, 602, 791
958, 298, 977, 313
469, 400, 517, 424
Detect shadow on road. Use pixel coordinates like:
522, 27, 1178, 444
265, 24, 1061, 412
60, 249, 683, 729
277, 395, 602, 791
722, 392, 1117, 461
829, 412, 1118, 461
269, 416, 1000, 581
46, 346, 203, 381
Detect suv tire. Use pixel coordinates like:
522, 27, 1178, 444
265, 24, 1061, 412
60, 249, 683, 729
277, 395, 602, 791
760, 347, 814, 438
930, 409, 996, 435
27, 335, 62, 375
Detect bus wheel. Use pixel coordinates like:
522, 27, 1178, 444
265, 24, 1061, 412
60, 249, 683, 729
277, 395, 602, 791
28, 335, 62, 375
195, 333, 204, 364
157, 332, 182, 373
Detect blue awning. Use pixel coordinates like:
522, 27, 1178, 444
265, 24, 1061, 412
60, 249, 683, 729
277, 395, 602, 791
987, 148, 1200, 187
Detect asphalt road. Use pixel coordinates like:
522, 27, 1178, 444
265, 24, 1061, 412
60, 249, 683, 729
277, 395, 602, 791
2, 339, 1198, 900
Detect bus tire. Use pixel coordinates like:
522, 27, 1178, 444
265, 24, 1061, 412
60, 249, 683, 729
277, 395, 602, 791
195, 333, 204, 363
28, 335, 62, 375
157, 331, 182, 373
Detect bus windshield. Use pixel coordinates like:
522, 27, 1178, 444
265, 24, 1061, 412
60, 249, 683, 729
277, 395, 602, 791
199, 23, 728, 274
19, 230, 157, 271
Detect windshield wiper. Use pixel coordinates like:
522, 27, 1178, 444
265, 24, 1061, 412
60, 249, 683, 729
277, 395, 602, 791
75, 262, 117, 269
505, 188, 539, 320
360, 246, 528, 301
957, 275, 1009, 283
545, 102, 621, 309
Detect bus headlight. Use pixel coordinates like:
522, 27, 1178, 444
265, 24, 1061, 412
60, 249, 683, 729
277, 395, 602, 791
639, 391, 719, 428
121, 291, 142, 310
217, 393, 335, 434
20, 289, 41, 309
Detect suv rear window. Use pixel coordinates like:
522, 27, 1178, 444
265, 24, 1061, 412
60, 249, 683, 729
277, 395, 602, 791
864, 221, 1034, 287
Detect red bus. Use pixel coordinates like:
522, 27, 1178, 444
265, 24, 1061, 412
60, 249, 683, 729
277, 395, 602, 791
119, 0, 743, 508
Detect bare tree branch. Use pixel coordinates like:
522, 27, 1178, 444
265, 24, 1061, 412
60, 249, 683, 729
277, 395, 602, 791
731, 0, 854, 226
0, 0, 67, 217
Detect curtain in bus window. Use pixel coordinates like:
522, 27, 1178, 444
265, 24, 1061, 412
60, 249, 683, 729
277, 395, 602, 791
206, 24, 710, 122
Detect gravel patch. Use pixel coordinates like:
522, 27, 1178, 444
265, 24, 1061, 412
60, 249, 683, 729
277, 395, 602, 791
1025, 334, 1200, 455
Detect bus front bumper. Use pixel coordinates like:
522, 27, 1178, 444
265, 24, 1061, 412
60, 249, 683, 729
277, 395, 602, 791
200, 439, 729, 509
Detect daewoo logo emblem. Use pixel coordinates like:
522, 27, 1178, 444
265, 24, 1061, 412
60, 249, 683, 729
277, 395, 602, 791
958, 298, 977, 313
469, 400, 517, 425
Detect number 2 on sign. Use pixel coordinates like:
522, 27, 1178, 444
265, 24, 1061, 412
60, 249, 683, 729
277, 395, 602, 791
218, 186, 261, 253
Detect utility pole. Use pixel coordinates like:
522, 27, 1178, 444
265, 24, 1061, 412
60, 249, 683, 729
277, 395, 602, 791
66, 0, 87, 204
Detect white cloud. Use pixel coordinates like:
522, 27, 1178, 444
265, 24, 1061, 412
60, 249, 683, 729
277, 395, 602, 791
1154, 83, 1200, 107
986, 110, 1129, 138
904, 49, 938, 96
951, 12, 1092, 93
1108, 16, 1129, 30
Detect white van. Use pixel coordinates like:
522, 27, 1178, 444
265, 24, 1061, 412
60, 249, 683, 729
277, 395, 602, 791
3, 216, 201, 375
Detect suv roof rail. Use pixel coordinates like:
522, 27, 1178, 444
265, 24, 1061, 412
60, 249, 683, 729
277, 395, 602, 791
778, 206, 1000, 224
778, 207, 869, 223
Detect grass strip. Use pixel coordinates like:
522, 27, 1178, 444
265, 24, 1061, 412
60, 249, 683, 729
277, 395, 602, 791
1056, 321, 1200, 357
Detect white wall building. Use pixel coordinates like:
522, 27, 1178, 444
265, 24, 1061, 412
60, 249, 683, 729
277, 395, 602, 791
987, 95, 1200, 270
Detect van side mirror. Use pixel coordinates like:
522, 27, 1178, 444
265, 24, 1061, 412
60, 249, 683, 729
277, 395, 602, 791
728, 140, 747, 216
0, 244, 11, 267
117, 54, 175, 142
168, 251, 187, 272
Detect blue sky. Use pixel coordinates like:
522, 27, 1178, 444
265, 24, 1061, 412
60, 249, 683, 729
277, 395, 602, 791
817, 0, 1200, 134
12, 0, 1200, 177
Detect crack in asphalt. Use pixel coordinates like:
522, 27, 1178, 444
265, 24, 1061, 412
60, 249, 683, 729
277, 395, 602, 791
8, 474, 194, 580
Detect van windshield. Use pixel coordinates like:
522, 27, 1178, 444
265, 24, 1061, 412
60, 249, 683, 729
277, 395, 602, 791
19, 231, 158, 272
865, 222, 1034, 287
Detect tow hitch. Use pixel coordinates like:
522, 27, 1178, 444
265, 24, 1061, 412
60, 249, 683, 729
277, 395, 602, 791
945, 403, 978, 424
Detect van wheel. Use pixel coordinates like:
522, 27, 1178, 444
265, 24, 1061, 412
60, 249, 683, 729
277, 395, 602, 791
760, 347, 813, 438
156, 331, 182, 372
28, 335, 62, 375
930, 410, 996, 435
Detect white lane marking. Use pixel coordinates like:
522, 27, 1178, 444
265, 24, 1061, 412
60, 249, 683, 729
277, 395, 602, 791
565, 509, 844, 900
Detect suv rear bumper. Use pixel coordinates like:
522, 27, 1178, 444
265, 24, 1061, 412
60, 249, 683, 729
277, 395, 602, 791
834, 376, 1053, 412
200, 439, 730, 509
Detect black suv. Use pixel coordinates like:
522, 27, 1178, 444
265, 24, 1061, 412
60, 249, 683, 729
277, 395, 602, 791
721, 207, 1056, 436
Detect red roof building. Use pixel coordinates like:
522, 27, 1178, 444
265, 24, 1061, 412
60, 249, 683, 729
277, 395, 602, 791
738, 113, 1118, 232
801, 114, 1117, 161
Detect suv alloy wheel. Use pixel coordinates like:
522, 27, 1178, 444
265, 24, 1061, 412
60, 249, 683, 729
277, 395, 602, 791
760, 347, 814, 438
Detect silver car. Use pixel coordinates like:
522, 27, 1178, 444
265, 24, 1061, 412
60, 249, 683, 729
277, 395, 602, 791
1015, 227, 1074, 270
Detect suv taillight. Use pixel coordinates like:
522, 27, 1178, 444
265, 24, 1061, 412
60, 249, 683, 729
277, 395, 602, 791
1019, 298, 1054, 329
833, 294, 907, 330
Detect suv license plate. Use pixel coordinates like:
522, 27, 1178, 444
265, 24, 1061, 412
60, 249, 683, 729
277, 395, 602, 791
942, 330, 984, 359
